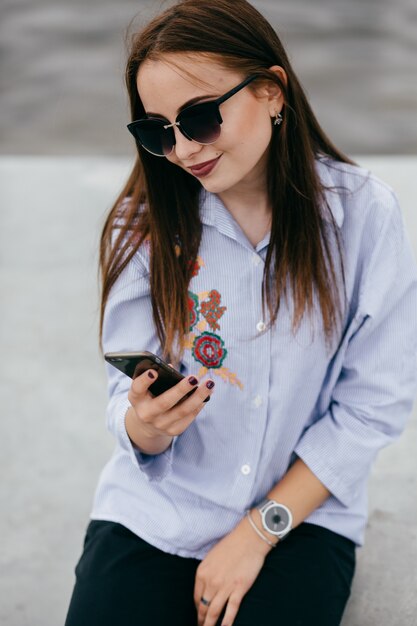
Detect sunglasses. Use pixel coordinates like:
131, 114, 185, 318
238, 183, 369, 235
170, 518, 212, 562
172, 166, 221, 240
127, 74, 260, 157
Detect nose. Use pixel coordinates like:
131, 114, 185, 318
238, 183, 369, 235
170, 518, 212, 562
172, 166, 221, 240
171, 125, 203, 161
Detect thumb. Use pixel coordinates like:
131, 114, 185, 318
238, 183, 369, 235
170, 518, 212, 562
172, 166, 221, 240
130, 367, 159, 398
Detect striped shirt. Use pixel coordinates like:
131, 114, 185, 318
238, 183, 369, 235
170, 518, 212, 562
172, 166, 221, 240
91, 156, 417, 557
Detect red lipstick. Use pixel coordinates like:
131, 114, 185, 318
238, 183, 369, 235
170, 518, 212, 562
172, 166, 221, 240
189, 155, 221, 177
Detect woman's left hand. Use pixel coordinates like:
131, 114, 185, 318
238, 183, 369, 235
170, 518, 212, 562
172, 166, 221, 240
194, 514, 272, 626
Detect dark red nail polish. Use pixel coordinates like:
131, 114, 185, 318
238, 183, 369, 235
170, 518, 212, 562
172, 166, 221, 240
206, 380, 215, 389
188, 376, 198, 386
148, 371, 155, 379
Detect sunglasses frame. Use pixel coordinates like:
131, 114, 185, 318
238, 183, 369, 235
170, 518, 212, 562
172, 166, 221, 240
127, 73, 261, 157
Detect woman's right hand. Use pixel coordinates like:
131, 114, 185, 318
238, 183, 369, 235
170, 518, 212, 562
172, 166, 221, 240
127, 369, 215, 445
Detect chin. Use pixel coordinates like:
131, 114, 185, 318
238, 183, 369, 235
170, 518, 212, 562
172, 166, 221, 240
199, 175, 237, 194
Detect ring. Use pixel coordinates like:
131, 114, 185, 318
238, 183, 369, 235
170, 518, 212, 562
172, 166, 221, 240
200, 596, 211, 607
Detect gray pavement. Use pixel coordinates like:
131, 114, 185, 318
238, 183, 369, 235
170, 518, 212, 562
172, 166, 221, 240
0, 155, 416, 625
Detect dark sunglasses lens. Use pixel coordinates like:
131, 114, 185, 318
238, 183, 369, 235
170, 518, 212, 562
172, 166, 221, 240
180, 103, 221, 144
128, 119, 174, 156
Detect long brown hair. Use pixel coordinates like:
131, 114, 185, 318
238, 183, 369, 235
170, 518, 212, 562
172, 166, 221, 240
99, 0, 355, 364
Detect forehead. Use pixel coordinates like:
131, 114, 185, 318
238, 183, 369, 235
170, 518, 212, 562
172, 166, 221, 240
136, 53, 242, 111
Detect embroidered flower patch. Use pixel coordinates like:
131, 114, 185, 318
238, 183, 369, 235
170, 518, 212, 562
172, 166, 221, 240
192, 331, 227, 369
186, 258, 243, 390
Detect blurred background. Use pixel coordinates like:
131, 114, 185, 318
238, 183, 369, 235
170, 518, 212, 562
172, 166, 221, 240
1, 0, 417, 156
1, 1, 417, 625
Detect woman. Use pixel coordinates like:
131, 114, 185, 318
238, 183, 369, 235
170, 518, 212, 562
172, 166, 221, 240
65, 1, 417, 625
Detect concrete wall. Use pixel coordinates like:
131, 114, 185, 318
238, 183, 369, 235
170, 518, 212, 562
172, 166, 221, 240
2, 0, 417, 156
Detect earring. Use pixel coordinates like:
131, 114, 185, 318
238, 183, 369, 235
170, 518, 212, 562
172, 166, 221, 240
274, 112, 283, 126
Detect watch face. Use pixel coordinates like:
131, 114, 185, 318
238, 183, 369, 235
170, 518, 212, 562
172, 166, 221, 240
265, 505, 291, 534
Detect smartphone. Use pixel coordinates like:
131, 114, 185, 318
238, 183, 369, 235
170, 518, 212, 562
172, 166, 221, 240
104, 350, 210, 402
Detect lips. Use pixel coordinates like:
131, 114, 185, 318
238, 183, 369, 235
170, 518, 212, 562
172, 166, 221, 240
189, 155, 221, 177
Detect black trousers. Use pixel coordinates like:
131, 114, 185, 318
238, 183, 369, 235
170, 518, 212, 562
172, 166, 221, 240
65, 520, 355, 626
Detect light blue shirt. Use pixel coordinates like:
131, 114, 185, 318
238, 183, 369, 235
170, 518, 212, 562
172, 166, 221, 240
91, 157, 417, 558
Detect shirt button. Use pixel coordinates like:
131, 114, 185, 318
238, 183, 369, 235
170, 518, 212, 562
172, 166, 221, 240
253, 395, 263, 408
252, 253, 261, 266
256, 321, 266, 332
241, 464, 251, 475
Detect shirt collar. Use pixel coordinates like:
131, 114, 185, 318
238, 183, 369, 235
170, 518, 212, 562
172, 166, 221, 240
199, 190, 269, 253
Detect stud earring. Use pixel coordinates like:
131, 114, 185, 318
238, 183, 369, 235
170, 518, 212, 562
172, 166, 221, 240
274, 112, 283, 126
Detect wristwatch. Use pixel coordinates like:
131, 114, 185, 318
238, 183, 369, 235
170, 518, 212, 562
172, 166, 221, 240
256, 498, 293, 540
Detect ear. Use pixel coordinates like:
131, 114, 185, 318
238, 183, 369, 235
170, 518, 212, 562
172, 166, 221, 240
265, 65, 287, 117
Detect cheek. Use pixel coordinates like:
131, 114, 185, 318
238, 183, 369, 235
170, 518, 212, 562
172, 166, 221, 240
222, 102, 273, 157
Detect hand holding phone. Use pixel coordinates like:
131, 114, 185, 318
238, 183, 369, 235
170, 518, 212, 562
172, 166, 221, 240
104, 350, 210, 401
104, 351, 215, 444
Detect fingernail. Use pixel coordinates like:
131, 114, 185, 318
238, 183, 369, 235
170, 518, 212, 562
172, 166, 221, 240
188, 376, 198, 386
148, 371, 155, 379
206, 380, 215, 389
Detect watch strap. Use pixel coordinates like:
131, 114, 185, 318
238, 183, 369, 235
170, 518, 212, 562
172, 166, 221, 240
256, 497, 271, 513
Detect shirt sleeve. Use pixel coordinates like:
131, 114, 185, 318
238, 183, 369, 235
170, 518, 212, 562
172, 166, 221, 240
101, 246, 178, 482
294, 190, 417, 508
